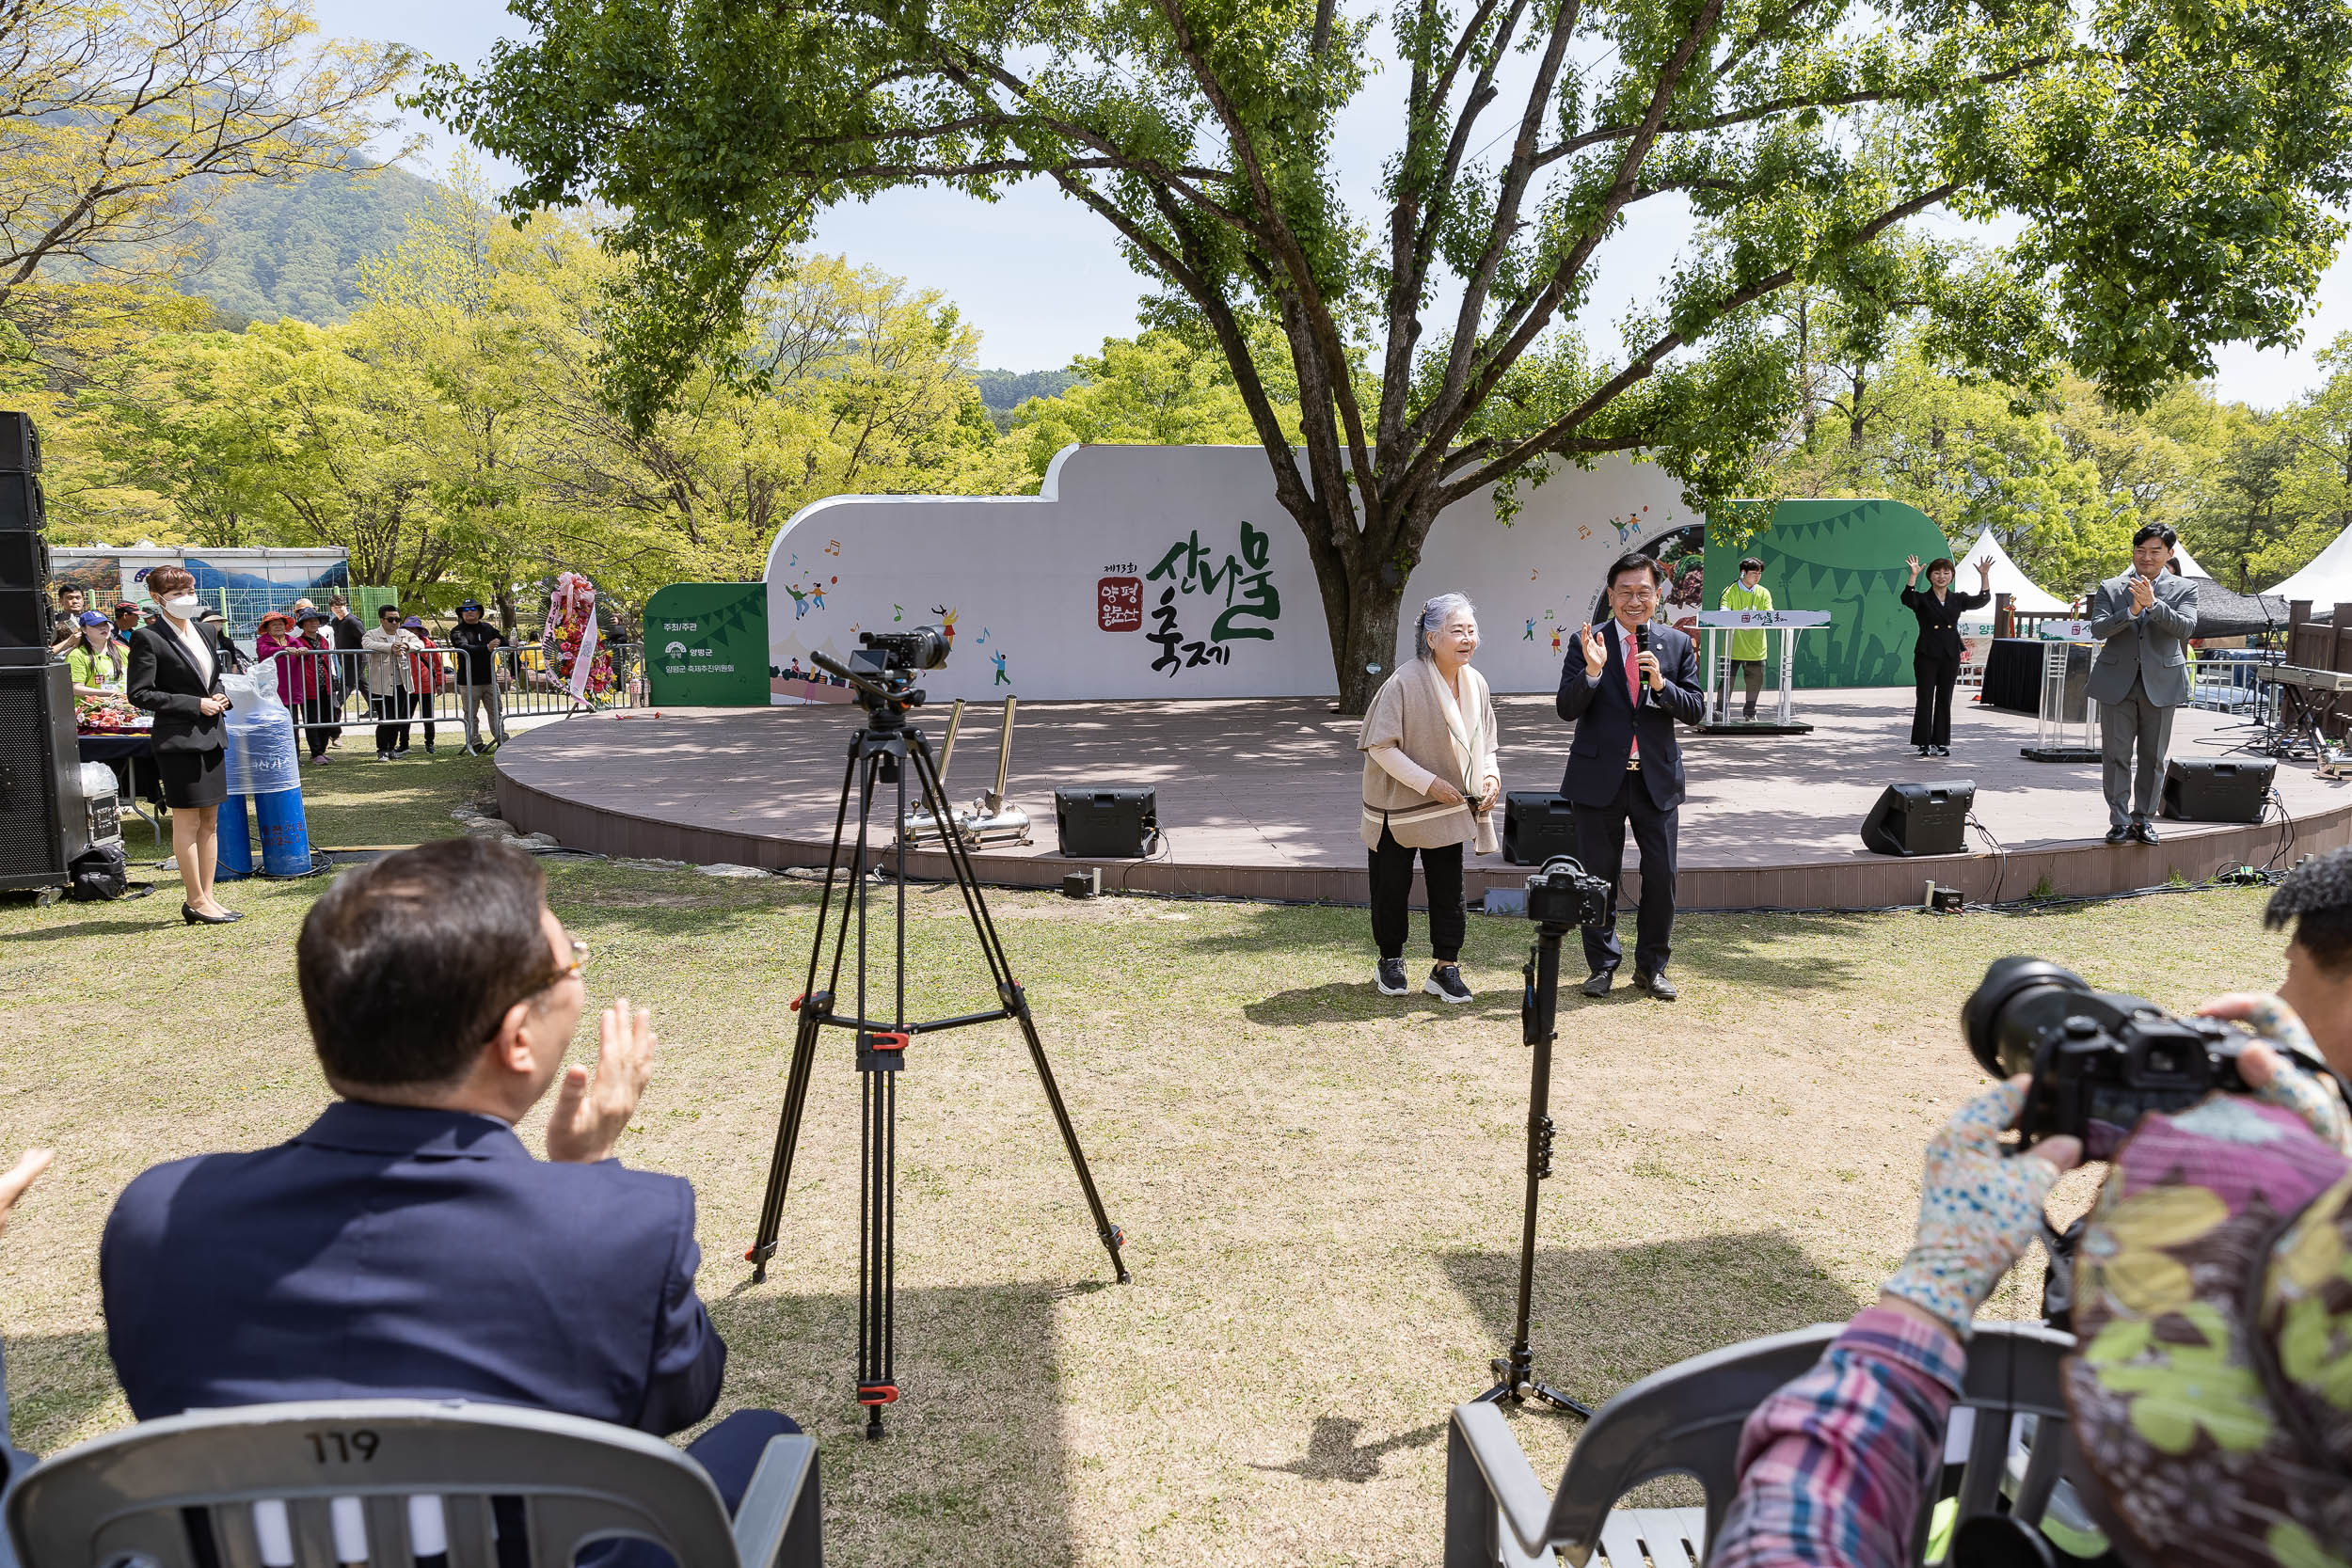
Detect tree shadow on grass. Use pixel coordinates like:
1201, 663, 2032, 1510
707, 1281, 1075, 1565
1438, 1231, 1860, 1418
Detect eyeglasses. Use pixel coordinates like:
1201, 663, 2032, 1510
509, 936, 589, 1011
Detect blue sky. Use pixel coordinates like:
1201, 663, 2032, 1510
318, 0, 2351, 405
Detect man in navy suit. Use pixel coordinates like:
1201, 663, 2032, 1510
101, 837, 797, 1531
1556, 553, 1706, 1000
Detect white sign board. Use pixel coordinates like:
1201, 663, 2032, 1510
764, 445, 1694, 703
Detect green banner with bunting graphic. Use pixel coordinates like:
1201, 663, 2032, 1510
1703, 499, 1953, 688
645, 582, 771, 706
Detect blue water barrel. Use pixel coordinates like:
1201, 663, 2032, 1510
254, 786, 312, 877
216, 790, 254, 880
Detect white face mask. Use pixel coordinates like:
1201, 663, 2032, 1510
162, 594, 200, 618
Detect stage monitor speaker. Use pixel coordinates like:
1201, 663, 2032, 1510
1502, 791, 1580, 865
0, 473, 41, 532
2160, 758, 2273, 824
0, 413, 38, 474
0, 660, 90, 891
1860, 778, 1975, 857
1054, 786, 1158, 858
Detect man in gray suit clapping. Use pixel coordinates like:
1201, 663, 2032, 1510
2087, 524, 2199, 845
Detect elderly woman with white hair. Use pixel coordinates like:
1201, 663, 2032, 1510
1357, 594, 1501, 1002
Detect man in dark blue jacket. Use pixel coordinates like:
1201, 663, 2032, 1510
100, 836, 794, 1519
1556, 553, 1706, 1000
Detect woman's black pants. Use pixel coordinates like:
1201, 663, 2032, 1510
1911, 654, 1960, 747
1368, 823, 1464, 961
295, 691, 338, 759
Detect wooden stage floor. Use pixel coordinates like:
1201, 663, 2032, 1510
496, 689, 2352, 911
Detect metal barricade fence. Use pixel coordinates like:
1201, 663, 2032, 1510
253, 642, 646, 738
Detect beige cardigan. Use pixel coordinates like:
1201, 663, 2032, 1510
1358, 657, 1501, 850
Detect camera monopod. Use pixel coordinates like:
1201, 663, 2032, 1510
743, 645, 1130, 1439
1471, 870, 1597, 1419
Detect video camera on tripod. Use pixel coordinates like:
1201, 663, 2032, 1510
816, 626, 951, 718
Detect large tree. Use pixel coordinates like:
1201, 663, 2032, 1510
0, 0, 410, 307
430, 0, 2352, 707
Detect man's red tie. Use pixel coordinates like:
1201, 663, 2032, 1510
1624, 626, 1641, 764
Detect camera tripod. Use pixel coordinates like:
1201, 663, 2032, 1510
744, 651, 1130, 1438
1471, 911, 1594, 1419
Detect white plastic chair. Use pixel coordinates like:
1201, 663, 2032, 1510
1444, 1321, 2074, 1566
6, 1399, 820, 1568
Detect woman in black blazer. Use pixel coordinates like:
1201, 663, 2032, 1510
127, 564, 240, 925
1898, 552, 1994, 758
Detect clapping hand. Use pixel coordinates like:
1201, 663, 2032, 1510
1579, 622, 1608, 677
0, 1148, 54, 1238
545, 996, 657, 1164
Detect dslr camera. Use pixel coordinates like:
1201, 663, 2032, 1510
1525, 856, 1612, 928
1962, 957, 2257, 1154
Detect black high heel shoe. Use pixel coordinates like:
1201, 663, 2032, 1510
183, 903, 241, 926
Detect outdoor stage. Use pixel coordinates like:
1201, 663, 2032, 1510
496, 689, 2352, 911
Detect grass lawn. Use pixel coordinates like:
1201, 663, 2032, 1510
0, 743, 2288, 1564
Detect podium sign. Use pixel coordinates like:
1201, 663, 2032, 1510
1692, 610, 1833, 734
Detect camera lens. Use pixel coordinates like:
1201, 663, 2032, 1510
1963, 957, 2091, 1080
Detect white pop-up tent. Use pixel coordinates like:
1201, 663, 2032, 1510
2265, 525, 2352, 609
1953, 528, 2070, 629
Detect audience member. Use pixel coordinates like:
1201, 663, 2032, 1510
1712, 1018, 2350, 1568
2198, 846, 2352, 1082
257, 610, 332, 764
291, 608, 340, 761
99, 838, 798, 1542
328, 594, 364, 738
64, 612, 127, 696
0, 1147, 55, 1568
48, 584, 84, 653
404, 615, 446, 754
361, 605, 425, 761
448, 599, 511, 752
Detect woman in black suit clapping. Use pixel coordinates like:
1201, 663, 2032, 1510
1899, 552, 1994, 758
126, 564, 239, 925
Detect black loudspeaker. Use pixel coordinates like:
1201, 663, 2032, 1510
0, 661, 90, 891
0, 529, 52, 657
1860, 778, 1975, 857
1054, 786, 1158, 858
1502, 791, 1580, 864
0, 413, 38, 474
2160, 759, 2273, 823
0, 473, 40, 532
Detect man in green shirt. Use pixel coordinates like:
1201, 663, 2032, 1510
1717, 557, 1772, 721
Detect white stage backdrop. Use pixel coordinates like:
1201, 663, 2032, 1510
763, 444, 1693, 703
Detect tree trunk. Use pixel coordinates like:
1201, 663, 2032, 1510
1336, 578, 1407, 714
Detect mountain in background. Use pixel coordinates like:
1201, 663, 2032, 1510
975, 367, 1078, 428
182, 163, 437, 327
